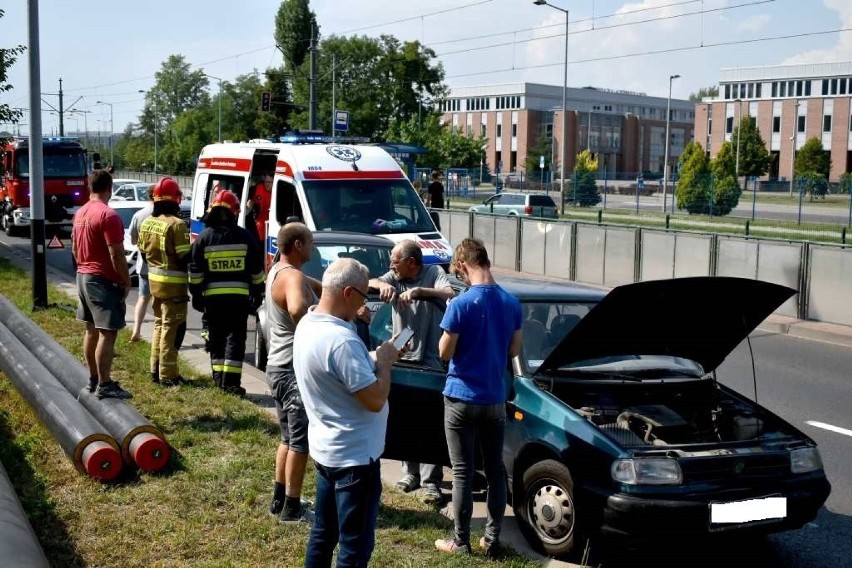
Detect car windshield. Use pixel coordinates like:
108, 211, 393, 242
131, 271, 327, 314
521, 301, 595, 371
302, 179, 436, 234
302, 242, 392, 281
113, 206, 144, 228
15, 149, 87, 178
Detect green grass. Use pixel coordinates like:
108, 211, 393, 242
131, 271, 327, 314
0, 258, 540, 567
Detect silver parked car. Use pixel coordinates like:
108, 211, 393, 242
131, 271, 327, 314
469, 192, 558, 218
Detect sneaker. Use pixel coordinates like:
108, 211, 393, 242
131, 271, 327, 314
95, 381, 133, 400
434, 538, 471, 554
395, 474, 420, 492
421, 483, 443, 505
279, 502, 314, 525
150, 372, 160, 384
269, 498, 283, 517
479, 536, 500, 558
160, 376, 183, 387
222, 385, 246, 398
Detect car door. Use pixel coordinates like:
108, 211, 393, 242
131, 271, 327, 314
369, 303, 451, 467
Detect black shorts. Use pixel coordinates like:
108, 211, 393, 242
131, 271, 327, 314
267, 367, 309, 454
76, 273, 126, 331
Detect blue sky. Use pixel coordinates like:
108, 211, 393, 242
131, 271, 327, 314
1, 0, 850, 136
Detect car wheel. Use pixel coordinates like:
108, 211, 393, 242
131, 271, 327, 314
254, 317, 267, 372
2, 212, 18, 237
518, 459, 577, 558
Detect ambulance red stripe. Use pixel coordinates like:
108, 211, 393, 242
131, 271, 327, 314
196, 157, 253, 171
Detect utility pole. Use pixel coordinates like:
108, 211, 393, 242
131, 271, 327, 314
331, 53, 336, 141
27, 0, 48, 309
58, 78, 64, 136
309, 24, 318, 130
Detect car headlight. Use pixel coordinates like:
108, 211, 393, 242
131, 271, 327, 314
790, 447, 823, 474
611, 458, 683, 485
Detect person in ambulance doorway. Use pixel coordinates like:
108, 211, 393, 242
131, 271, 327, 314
138, 177, 192, 387
189, 190, 265, 397
248, 173, 273, 248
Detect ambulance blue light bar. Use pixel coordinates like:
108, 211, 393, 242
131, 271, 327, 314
279, 131, 331, 144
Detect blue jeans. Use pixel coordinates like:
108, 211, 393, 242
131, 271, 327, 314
444, 396, 506, 546
305, 460, 382, 568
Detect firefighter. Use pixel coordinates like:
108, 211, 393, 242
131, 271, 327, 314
138, 177, 191, 386
189, 190, 265, 396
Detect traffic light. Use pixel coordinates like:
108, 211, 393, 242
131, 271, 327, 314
261, 92, 271, 112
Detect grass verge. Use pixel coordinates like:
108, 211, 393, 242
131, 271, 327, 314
0, 258, 539, 567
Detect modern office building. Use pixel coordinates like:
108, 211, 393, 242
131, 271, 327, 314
694, 62, 852, 182
439, 82, 694, 179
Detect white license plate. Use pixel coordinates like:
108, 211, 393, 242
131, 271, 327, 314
710, 496, 787, 524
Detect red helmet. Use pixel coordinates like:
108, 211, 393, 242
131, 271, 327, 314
210, 189, 240, 216
152, 177, 182, 204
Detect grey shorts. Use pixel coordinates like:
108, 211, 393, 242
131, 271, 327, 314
267, 367, 309, 454
76, 273, 126, 331
138, 274, 150, 296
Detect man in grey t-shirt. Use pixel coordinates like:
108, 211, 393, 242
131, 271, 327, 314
369, 239, 455, 504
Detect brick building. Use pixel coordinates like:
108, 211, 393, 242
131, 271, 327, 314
693, 62, 852, 183
439, 82, 694, 180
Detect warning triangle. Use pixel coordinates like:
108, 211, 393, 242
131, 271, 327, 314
47, 234, 64, 249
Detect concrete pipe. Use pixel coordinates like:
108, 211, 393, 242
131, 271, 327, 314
0, 461, 49, 567
0, 295, 169, 472
0, 323, 122, 481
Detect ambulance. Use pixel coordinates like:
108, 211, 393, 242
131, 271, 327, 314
188, 134, 453, 268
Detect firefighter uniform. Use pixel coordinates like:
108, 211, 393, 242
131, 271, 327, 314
189, 190, 265, 394
138, 177, 191, 384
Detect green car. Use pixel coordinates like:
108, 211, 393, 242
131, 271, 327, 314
469, 192, 558, 218
377, 276, 831, 560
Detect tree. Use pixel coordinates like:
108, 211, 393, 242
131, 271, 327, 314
795, 137, 831, 199
675, 140, 712, 214
568, 150, 600, 207
731, 116, 771, 179
524, 136, 553, 183
274, 0, 318, 71
385, 113, 484, 170
688, 86, 719, 102
709, 141, 742, 215
0, 9, 25, 147
140, 55, 211, 137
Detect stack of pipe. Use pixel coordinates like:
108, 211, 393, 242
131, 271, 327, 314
0, 461, 49, 567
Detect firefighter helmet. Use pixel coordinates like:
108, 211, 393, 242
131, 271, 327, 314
152, 177, 182, 203
210, 189, 240, 216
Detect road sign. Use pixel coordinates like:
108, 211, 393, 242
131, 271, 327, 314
47, 234, 64, 249
334, 110, 350, 132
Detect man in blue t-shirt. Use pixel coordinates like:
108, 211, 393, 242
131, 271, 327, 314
435, 238, 523, 557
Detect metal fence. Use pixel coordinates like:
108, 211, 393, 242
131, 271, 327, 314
436, 209, 852, 326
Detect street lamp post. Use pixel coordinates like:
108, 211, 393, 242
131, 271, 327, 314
789, 101, 800, 196
95, 100, 113, 166
203, 73, 223, 142
139, 89, 158, 173
534, 0, 568, 214
662, 73, 680, 213
734, 98, 742, 191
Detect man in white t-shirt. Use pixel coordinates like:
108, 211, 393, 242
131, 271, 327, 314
294, 258, 403, 567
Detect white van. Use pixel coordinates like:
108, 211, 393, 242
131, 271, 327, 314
189, 137, 453, 268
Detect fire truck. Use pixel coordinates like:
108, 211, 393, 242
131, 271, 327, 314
0, 137, 89, 236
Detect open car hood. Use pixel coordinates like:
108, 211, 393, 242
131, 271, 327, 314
537, 277, 796, 375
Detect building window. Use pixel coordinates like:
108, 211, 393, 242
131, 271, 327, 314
773, 116, 781, 133
480, 124, 486, 137
756, 83, 762, 98
496, 124, 502, 137
511, 124, 517, 137
788, 81, 795, 97
822, 80, 829, 95
841, 78, 848, 95
726, 116, 734, 133
545, 123, 553, 138
823, 115, 832, 132
798, 115, 806, 133
771, 82, 777, 98
708, 117, 712, 135
725, 84, 731, 99
466, 124, 472, 135
796, 81, 803, 97
747, 83, 754, 98
805, 81, 812, 96
831, 78, 838, 95
780, 82, 787, 97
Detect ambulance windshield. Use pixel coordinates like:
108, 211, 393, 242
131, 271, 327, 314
303, 179, 436, 234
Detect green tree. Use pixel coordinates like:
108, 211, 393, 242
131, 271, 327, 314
688, 86, 719, 102
795, 137, 831, 199
140, 55, 211, 137
732, 116, 771, 179
709, 141, 742, 215
0, 8, 25, 147
524, 136, 553, 183
568, 150, 600, 207
274, 0, 318, 71
675, 140, 711, 214
385, 113, 484, 170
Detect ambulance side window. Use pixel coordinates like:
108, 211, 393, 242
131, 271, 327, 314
275, 180, 303, 223
206, 175, 245, 209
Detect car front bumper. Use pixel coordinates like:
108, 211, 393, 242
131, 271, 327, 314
585, 474, 831, 539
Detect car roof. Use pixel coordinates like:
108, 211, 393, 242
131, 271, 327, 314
311, 231, 395, 248
474, 274, 607, 303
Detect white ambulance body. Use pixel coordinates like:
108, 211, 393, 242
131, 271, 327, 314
189, 139, 453, 268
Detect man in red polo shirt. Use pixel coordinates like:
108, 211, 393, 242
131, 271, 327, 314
71, 169, 133, 399
249, 173, 273, 247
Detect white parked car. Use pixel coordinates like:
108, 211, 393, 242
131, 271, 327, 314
111, 182, 152, 202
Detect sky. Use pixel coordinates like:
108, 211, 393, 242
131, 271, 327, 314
1, 0, 851, 137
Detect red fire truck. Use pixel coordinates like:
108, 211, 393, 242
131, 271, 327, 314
0, 137, 89, 236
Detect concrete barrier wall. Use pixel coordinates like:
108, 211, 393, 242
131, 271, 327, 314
640, 231, 677, 280
519, 219, 547, 275
674, 233, 713, 277
603, 226, 637, 287
807, 245, 852, 326
575, 224, 606, 285
543, 222, 573, 280
493, 217, 519, 271
756, 241, 803, 318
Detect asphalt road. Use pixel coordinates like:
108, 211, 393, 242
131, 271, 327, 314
2, 230, 850, 567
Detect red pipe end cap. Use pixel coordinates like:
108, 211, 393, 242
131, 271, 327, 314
82, 441, 122, 481
130, 433, 171, 472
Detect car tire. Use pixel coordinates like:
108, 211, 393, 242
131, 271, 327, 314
517, 459, 578, 559
2, 213, 20, 237
254, 317, 267, 372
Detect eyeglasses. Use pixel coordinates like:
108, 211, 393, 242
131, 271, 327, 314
348, 286, 370, 304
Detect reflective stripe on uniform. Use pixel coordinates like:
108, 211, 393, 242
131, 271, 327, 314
188, 272, 205, 284
251, 271, 266, 285
149, 266, 189, 284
